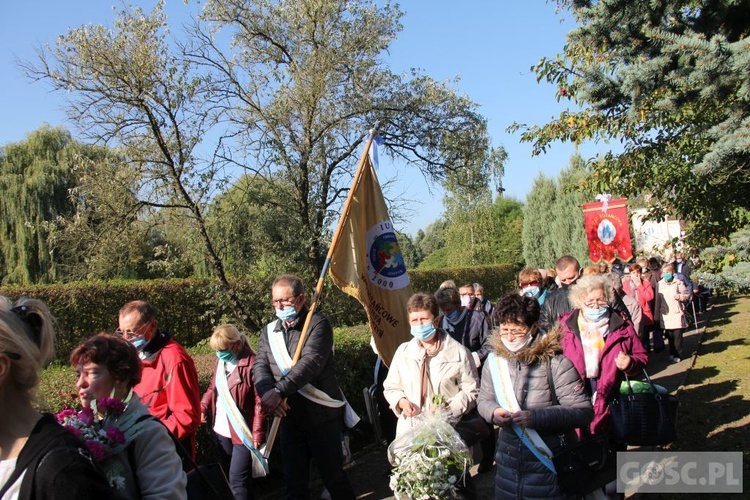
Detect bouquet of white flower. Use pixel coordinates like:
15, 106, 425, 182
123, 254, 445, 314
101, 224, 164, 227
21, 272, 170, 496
387, 406, 471, 500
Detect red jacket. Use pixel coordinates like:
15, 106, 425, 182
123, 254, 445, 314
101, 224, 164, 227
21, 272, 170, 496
134, 338, 201, 444
201, 346, 267, 445
623, 277, 655, 324
559, 310, 648, 436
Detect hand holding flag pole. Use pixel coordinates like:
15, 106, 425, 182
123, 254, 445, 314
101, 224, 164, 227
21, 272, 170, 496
262, 125, 381, 461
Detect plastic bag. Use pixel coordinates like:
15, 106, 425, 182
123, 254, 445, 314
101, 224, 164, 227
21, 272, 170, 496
619, 380, 667, 394
387, 408, 471, 500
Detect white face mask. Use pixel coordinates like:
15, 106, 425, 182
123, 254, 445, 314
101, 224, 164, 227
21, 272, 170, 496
460, 296, 472, 308
501, 327, 536, 353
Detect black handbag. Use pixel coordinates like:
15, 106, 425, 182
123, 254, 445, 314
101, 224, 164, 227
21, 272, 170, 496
552, 433, 617, 497
608, 369, 678, 446
546, 360, 616, 496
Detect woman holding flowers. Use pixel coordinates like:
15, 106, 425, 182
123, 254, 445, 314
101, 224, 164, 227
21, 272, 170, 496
384, 293, 486, 498
200, 324, 267, 500
68, 333, 186, 499
0, 297, 114, 500
478, 293, 593, 499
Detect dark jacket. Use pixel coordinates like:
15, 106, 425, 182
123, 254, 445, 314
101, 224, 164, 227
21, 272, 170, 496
439, 307, 492, 368
253, 307, 344, 430
539, 287, 572, 333
478, 329, 593, 500
559, 310, 648, 435
201, 345, 267, 445
6, 414, 117, 500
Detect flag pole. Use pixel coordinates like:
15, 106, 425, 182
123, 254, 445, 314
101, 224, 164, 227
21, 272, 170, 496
263, 124, 380, 460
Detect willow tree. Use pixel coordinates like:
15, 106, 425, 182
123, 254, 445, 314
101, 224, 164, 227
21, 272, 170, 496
0, 126, 75, 284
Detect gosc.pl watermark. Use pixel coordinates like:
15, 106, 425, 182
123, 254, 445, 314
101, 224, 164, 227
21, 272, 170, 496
618, 452, 743, 494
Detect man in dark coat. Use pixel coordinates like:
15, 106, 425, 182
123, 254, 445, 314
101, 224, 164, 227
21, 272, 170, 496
254, 274, 355, 499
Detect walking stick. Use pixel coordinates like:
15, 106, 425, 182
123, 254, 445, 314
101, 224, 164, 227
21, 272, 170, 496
262, 126, 380, 460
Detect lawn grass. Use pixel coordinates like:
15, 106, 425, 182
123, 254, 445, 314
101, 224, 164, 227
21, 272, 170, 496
664, 294, 750, 498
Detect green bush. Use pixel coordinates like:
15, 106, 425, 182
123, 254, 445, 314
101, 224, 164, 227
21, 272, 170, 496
1, 264, 518, 364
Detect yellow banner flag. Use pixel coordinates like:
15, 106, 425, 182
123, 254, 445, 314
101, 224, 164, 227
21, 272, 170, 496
328, 151, 412, 367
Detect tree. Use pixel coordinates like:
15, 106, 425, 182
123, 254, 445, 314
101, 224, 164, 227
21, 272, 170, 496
26, 1, 489, 330
191, 0, 488, 273
438, 120, 507, 266
488, 197, 525, 268
511, 0, 750, 242
521, 155, 594, 268
551, 154, 594, 263
522, 173, 557, 268
0, 126, 75, 284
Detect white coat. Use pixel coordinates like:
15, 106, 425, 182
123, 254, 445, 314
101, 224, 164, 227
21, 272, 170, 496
383, 331, 479, 439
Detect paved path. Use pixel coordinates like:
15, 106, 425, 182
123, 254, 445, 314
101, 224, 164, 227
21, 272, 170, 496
259, 308, 710, 499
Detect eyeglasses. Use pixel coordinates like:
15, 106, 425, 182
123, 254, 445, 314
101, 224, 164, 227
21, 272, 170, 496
520, 280, 539, 288
582, 300, 608, 309
115, 322, 148, 339
271, 295, 299, 307
498, 327, 530, 339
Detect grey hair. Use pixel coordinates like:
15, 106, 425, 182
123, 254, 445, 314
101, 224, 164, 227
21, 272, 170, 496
568, 275, 614, 309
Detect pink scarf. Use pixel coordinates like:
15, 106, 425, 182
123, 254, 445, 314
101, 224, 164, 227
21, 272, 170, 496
577, 315, 609, 378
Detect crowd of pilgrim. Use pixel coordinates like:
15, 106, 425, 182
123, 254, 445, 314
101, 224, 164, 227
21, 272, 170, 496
0, 251, 702, 499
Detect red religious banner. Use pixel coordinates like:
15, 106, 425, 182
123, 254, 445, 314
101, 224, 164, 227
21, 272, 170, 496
582, 197, 634, 263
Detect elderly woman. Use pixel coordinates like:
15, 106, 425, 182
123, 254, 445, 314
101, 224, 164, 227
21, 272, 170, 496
383, 293, 485, 445
654, 263, 690, 363
559, 275, 648, 437
70, 333, 186, 499
0, 297, 114, 500
478, 293, 593, 499
201, 325, 266, 500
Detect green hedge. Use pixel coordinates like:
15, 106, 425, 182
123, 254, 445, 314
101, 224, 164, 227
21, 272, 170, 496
1, 264, 518, 363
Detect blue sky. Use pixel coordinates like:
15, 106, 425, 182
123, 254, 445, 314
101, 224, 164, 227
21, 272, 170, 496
0, 1, 607, 236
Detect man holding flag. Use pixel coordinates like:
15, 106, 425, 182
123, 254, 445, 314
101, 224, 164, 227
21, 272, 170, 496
254, 274, 355, 500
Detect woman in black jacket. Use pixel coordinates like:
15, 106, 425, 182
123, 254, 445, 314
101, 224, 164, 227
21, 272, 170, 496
0, 296, 115, 499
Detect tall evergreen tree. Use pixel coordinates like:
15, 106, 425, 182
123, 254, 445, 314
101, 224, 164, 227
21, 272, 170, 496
512, 0, 750, 242
551, 154, 594, 265
522, 173, 557, 268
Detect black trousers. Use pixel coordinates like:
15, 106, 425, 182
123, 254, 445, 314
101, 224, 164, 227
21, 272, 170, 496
279, 416, 355, 500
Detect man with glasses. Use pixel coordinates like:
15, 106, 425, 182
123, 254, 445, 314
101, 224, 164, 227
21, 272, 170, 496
118, 300, 201, 460
253, 275, 355, 499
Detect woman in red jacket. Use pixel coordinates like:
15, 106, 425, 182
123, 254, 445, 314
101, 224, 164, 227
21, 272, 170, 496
623, 263, 655, 351
201, 325, 267, 500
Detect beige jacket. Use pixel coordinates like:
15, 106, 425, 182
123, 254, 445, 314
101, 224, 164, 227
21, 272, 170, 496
655, 278, 690, 329
383, 331, 479, 439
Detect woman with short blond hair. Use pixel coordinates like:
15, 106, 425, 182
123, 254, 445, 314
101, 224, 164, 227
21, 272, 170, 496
201, 325, 266, 500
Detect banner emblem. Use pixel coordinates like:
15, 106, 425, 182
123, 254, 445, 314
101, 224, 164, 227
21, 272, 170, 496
582, 197, 634, 263
367, 220, 409, 290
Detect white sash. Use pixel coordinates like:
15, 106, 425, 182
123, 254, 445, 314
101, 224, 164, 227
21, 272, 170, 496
266, 321, 351, 412
215, 360, 269, 478
487, 352, 556, 472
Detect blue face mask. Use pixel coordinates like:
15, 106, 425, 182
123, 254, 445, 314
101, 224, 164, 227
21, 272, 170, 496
275, 306, 298, 322
521, 286, 540, 298
216, 350, 238, 363
583, 306, 609, 321
410, 322, 437, 342
663, 273, 674, 282
130, 335, 147, 351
